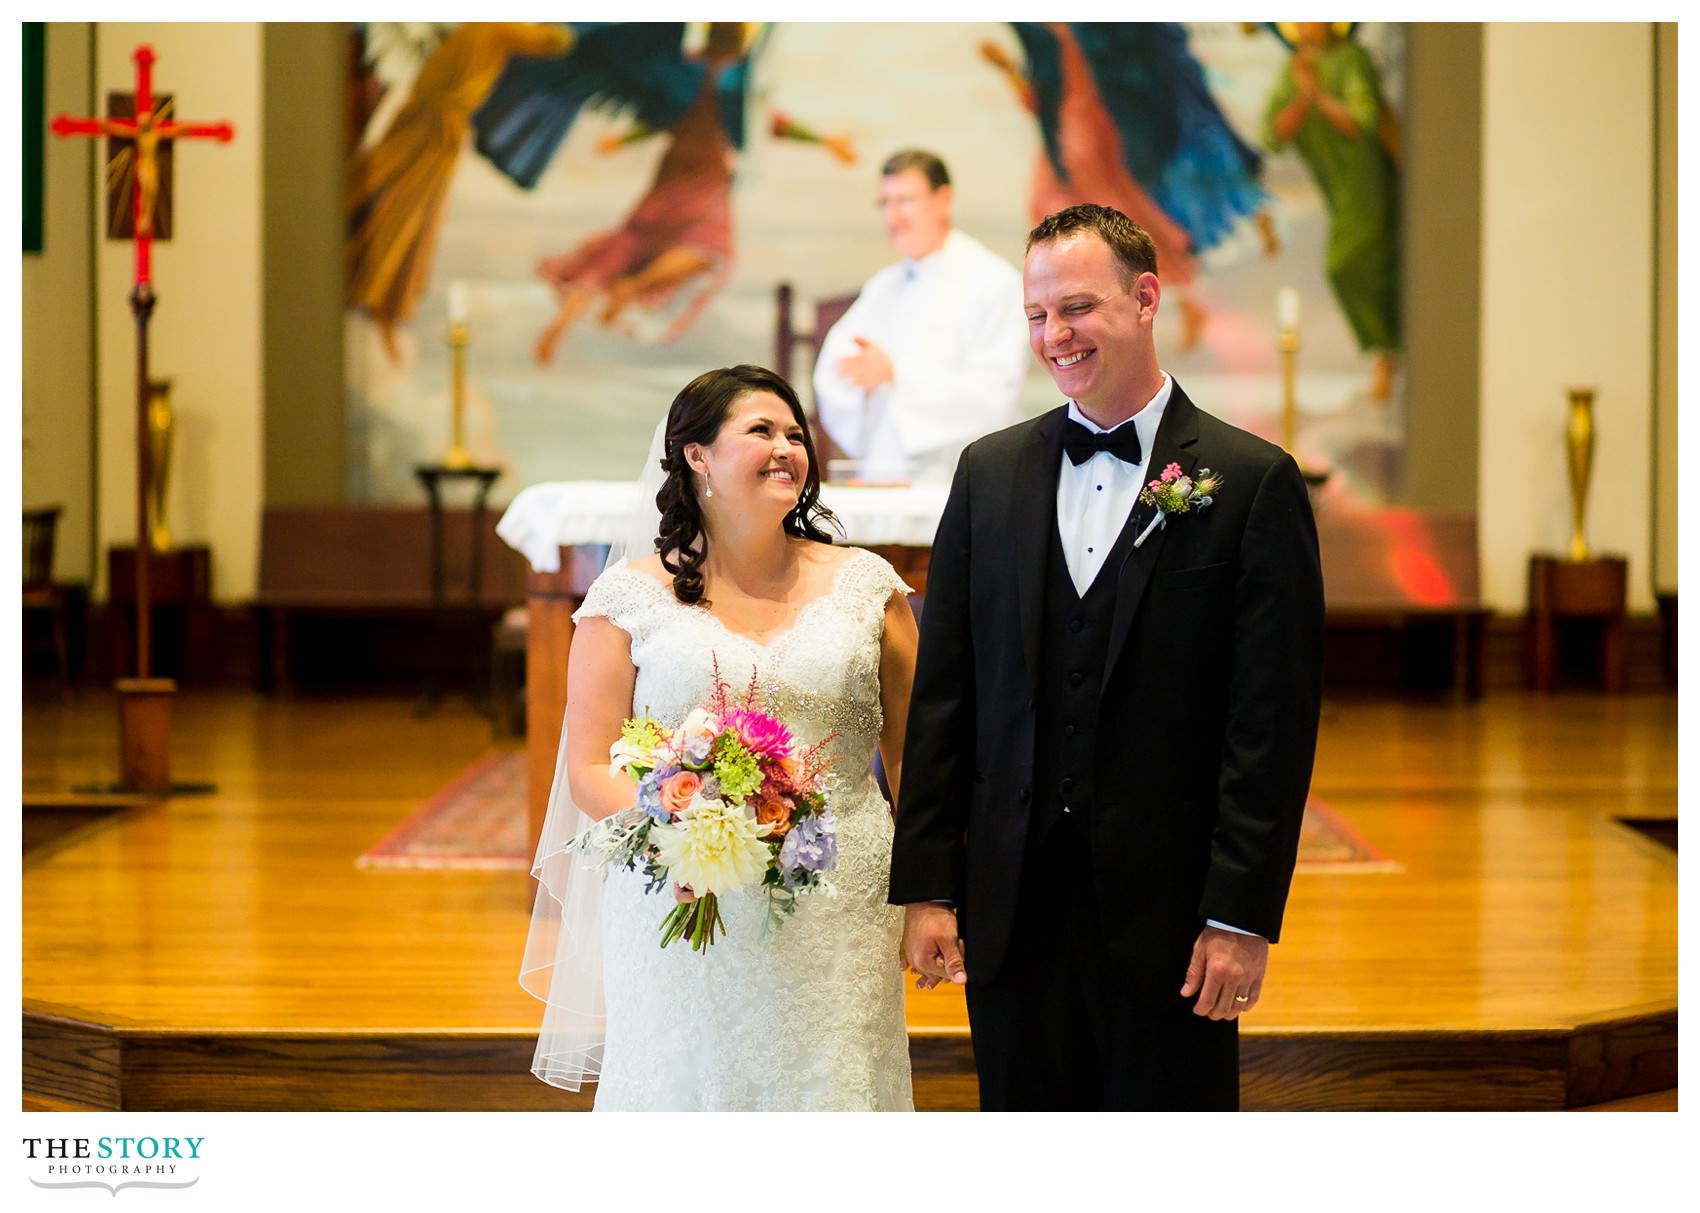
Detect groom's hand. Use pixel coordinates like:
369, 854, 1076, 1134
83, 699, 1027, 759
902, 903, 967, 989
1180, 926, 1268, 1020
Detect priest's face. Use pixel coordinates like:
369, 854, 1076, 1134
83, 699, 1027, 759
879, 169, 952, 262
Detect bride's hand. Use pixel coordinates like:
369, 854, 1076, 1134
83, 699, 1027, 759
673, 882, 698, 904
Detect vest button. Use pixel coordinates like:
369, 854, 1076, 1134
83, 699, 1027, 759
1059, 777, 1074, 797
1069, 617, 1084, 633
1069, 671, 1084, 687
1019, 786, 1031, 802
1064, 724, 1077, 738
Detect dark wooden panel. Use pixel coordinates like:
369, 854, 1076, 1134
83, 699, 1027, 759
22, 1018, 122, 1111
909, 1034, 978, 1111
118, 1035, 589, 1112
257, 506, 528, 607
1240, 1031, 1567, 1111
1566, 1009, 1678, 1107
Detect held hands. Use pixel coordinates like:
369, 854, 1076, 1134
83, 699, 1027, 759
1179, 925, 1268, 1020
837, 337, 894, 391
901, 903, 967, 989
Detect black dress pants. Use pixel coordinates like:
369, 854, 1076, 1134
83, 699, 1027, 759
964, 813, 1239, 1111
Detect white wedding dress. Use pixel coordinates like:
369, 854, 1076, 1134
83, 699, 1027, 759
570, 546, 915, 1111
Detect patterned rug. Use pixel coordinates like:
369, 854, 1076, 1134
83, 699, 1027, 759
359, 750, 1397, 873
358, 751, 531, 870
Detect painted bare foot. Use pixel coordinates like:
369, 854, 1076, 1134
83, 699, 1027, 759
535, 311, 571, 365
378, 317, 402, 365
1178, 293, 1207, 353
823, 133, 858, 165
598, 278, 639, 327
1370, 351, 1396, 402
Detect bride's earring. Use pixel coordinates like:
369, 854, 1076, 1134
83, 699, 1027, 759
703, 471, 714, 499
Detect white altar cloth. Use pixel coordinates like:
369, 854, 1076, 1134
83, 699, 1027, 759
496, 481, 951, 574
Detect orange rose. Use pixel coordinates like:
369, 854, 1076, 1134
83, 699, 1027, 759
659, 770, 702, 818
753, 791, 796, 837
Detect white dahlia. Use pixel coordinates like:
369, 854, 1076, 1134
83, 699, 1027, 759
650, 798, 772, 895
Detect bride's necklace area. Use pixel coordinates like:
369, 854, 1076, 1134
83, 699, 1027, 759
699, 545, 826, 645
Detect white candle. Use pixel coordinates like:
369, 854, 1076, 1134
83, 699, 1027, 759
449, 280, 468, 325
1277, 287, 1300, 333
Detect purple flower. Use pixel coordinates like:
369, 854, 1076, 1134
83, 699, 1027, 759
635, 768, 673, 823
681, 732, 714, 766
779, 809, 839, 887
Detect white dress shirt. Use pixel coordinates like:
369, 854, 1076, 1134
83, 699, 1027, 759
1056, 374, 1171, 596
814, 229, 1029, 483
1055, 373, 1256, 941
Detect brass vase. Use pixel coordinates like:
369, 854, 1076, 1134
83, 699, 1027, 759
1565, 387, 1596, 562
146, 377, 174, 552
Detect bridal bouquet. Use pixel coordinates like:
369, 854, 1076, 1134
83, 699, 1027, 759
568, 659, 840, 952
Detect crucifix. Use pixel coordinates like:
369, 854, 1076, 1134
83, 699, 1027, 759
52, 44, 233, 793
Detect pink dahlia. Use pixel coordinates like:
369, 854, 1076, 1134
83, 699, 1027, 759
723, 708, 794, 760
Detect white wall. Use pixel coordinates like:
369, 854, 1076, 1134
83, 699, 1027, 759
94, 24, 263, 602
21, 23, 94, 584
1479, 23, 1656, 612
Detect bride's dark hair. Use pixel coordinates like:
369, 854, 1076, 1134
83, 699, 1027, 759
654, 365, 841, 605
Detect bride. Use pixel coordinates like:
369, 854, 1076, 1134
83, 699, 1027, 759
520, 364, 919, 1110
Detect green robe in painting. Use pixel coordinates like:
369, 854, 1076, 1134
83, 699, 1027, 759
1265, 39, 1400, 353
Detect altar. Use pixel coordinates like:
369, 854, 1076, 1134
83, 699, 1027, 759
496, 481, 949, 849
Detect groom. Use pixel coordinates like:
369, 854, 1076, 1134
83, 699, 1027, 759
890, 204, 1325, 1110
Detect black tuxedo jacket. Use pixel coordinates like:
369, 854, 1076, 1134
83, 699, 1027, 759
889, 383, 1325, 994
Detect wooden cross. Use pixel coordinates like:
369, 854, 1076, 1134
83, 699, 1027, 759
51, 44, 233, 288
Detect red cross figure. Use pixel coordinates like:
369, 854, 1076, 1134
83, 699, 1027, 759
51, 44, 234, 287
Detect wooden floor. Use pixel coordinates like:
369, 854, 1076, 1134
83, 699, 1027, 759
21, 683, 1677, 1111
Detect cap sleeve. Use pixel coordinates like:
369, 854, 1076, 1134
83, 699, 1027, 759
572, 563, 669, 640
839, 547, 916, 629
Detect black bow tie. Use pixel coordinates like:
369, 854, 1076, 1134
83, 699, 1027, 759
1063, 418, 1143, 467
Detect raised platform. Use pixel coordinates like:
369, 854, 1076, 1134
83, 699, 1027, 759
21, 689, 1677, 1112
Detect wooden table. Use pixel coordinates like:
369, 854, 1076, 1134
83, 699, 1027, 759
1526, 554, 1628, 692
107, 544, 214, 682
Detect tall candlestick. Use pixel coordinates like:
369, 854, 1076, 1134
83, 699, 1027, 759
448, 280, 468, 326
443, 319, 472, 469
1278, 332, 1299, 455
1277, 287, 1300, 334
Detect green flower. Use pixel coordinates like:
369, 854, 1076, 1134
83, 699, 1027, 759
710, 734, 764, 804
620, 713, 666, 750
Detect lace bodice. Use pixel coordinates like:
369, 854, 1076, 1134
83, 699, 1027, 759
570, 545, 915, 1111
575, 546, 909, 800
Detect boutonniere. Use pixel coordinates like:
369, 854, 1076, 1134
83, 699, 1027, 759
1134, 463, 1223, 547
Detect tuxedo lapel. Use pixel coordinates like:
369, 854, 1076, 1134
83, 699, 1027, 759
1017, 408, 1069, 696
1101, 384, 1202, 692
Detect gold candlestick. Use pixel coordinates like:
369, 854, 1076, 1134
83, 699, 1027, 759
145, 377, 174, 551
1565, 387, 1596, 561
1279, 328, 1299, 453
443, 320, 472, 469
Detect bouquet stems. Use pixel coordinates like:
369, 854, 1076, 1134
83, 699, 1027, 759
659, 893, 725, 951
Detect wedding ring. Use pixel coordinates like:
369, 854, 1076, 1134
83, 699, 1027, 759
1233, 994, 1250, 1003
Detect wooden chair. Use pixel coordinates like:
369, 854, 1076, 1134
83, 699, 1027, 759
22, 506, 72, 691
774, 281, 858, 470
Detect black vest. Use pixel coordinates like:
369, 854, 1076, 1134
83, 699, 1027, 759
1030, 502, 1147, 846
